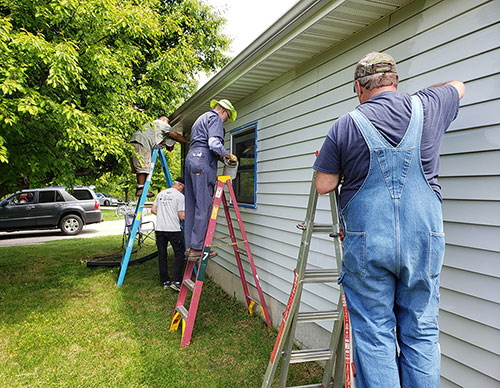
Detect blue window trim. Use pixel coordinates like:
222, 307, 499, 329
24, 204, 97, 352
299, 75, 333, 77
230, 122, 257, 209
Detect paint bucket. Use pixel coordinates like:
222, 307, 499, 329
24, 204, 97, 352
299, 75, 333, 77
222, 159, 239, 180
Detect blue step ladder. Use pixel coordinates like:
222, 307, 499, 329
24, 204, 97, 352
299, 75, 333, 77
117, 145, 173, 286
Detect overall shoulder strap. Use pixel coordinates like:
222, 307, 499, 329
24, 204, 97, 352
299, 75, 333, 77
349, 108, 391, 150
398, 95, 424, 149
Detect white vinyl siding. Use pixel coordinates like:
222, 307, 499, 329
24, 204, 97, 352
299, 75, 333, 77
208, 0, 499, 386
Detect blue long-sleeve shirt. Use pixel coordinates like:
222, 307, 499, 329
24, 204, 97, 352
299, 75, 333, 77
189, 110, 228, 158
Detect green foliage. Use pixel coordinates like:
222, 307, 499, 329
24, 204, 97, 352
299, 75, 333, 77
0, 0, 230, 197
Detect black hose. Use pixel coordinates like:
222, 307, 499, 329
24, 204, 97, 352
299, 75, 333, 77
86, 251, 158, 267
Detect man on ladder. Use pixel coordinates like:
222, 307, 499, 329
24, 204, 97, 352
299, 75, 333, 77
184, 98, 238, 259
314, 52, 465, 386
130, 116, 189, 198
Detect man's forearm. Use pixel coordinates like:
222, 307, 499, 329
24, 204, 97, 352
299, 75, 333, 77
315, 171, 340, 194
208, 136, 228, 158
168, 131, 190, 144
429, 80, 465, 99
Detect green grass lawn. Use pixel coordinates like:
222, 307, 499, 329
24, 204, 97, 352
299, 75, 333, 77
0, 236, 322, 387
100, 208, 122, 222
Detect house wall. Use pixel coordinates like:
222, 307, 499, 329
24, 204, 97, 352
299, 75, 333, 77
207, 0, 500, 386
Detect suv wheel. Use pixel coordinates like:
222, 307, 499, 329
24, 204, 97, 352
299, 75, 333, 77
104, 200, 110, 206
59, 214, 83, 235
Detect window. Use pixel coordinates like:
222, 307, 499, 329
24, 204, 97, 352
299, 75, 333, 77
230, 123, 257, 207
39, 191, 64, 203
71, 188, 93, 200
39, 191, 55, 203
11, 191, 35, 205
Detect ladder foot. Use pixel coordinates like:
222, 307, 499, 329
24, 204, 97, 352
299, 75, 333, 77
170, 312, 181, 332
248, 300, 255, 315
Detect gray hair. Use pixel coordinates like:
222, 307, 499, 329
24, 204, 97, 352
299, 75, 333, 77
356, 72, 399, 91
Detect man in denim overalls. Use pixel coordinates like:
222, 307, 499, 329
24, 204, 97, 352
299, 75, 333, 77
314, 52, 465, 387
184, 99, 238, 259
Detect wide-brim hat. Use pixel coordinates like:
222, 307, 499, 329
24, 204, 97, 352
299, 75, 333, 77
210, 99, 237, 122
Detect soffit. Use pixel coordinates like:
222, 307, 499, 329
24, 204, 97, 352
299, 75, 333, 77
170, 0, 412, 133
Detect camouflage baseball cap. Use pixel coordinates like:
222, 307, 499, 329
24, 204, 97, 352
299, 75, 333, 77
354, 52, 397, 80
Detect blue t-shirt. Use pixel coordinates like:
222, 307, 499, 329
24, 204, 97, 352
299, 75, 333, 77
189, 109, 226, 157
313, 85, 460, 207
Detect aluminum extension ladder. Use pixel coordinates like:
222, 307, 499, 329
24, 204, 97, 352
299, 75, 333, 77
261, 171, 356, 388
169, 175, 272, 347
116, 145, 173, 286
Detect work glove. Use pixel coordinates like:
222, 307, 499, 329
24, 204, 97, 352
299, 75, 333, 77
224, 153, 238, 165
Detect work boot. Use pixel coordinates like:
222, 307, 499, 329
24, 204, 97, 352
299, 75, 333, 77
188, 249, 218, 259
136, 187, 154, 198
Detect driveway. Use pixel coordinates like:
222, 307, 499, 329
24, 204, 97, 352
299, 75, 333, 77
0, 215, 156, 247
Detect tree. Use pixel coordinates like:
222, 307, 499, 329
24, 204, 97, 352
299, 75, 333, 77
0, 0, 230, 197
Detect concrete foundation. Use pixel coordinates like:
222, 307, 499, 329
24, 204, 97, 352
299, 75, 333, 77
206, 259, 331, 350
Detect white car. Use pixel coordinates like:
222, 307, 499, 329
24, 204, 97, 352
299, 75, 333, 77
95, 193, 120, 207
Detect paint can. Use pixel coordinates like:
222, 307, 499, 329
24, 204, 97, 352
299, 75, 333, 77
222, 159, 239, 180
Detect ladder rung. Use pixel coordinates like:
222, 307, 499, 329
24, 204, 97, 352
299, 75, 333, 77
312, 223, 333, 233
248, 296, 260, 306
303, 269, 339, 283
286, 384, 331, 388
236, 248, 248, 256
296, 310, 340, 323
183, 279, 195, 292
289, 348, 333, 363
175, 305, 188, 321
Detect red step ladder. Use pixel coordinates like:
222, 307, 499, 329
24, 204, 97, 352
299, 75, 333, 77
170, 175, 272, 347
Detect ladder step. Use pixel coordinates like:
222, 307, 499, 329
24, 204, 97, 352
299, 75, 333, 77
236, 248, 248, 256
286, 384, 332, 388
297, 310, 340, 323
289, 348, 333, 363
303, 269, 339, 283
312, 223, 333, 233
183, 279, 195, 292
175, 305, 188, 321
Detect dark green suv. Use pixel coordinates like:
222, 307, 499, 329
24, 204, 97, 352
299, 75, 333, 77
0, 187, 102, 235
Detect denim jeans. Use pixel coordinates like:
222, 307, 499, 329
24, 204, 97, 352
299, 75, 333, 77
339, 96, 444, 387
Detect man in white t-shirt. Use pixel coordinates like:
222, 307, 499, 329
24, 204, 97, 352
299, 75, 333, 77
151, 177, 185, 291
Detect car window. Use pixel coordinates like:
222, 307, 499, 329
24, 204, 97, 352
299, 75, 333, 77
72, 189, 93, 200
56, 191, 65, 202
39, 191, 56, 203
9, 191, 36, 205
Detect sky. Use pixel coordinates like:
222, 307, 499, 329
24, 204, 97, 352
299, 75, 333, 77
196, 0, 299, 88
